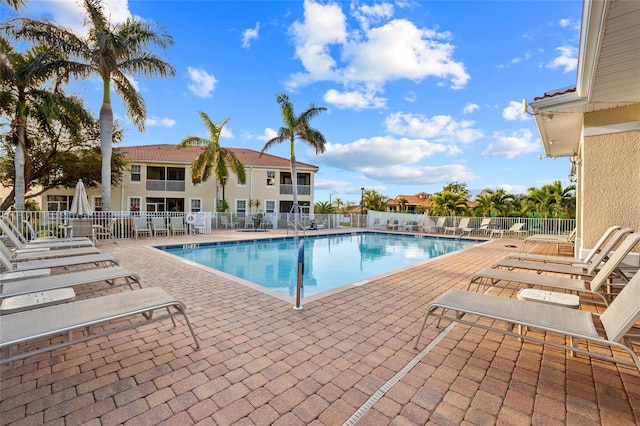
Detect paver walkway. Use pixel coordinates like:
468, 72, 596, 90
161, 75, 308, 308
2, 229, 640, 425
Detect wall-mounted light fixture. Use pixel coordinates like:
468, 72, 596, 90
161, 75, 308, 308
568, 172, 577, 183
570, 152, 581, 166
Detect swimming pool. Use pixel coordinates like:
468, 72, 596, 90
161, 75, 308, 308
157, 232, 478, 299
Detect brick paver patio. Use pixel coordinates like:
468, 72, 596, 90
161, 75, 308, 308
2, 229, 640, 425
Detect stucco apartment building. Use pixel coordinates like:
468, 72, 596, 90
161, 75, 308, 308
528, 0, 640, 257
42, 144, 319, 218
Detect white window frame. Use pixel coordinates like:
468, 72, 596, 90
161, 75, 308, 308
130, 164, 141, 184
128, 196, 142, 212
264, 200, 276, 214
189, 198, 202, 213
92, 196, 103, 212
266, 170, 276, 187
236, 199, 247, 218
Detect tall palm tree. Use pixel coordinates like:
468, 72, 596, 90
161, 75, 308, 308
177, 111, 246, 209
0, 38, 92, 210
260, 93, 327, 219
5, 0, 175, 210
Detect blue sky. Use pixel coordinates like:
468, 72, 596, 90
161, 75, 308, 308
9, 0, 582, 205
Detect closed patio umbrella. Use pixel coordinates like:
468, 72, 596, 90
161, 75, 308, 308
69, 179, 93, 217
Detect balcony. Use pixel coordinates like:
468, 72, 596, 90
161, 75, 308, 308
279, 184, 311, 196
146, 180, 186, 192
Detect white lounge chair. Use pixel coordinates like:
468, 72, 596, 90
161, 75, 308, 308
413, 271, 640, 373
151, 217, 169, 237
170, 216, 186, 236
0, 239, 100, 262
0, 287, 199, 364
0, 249, 118, 273
70, 218, 96, 244
0, 266, 141, 298
504, 226, 621, 265
423, 217, 446, 234
490, 222, 527, 238
492, 228, 634, 278
444, 218, 470, 235
520, 228, 577, 253
93, 217, 117, 244
132, 217, 152, 238
468, 233, 640, 306
0, 218, 93, 249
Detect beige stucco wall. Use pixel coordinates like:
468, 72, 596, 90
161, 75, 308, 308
40, 162, 315, 215
581, 104, 640, 247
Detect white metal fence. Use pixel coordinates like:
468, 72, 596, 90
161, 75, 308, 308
2, 210, 575, 241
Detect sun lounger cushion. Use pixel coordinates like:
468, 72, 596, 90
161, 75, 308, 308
0, 266, 141, 298
13, 253, 119, 271
0, 287, 199, 364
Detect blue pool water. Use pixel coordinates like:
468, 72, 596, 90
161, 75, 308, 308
157, 232, 477, 298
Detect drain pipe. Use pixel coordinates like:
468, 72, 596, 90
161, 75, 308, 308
293, 239, 304, 311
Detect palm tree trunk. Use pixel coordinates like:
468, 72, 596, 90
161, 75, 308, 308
14, 117, 27, 211
290, 154, 299, 218
100, 102, 113, 211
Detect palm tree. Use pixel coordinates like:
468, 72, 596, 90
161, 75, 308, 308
474, 189, 514, 217
1, 0, 26, 10
0, 38, 92, 210
430, 190, 468, 217
260, 93, 327, 219
362, 189, 389, 212
177, 111, 246, 209
5, 0, 175, 210
314, 201, 332, 214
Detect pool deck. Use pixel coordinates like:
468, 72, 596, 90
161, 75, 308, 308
2, 228, 640, 425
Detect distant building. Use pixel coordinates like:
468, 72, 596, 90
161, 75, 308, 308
41, 144, 319, 216
387, 192, 432, 213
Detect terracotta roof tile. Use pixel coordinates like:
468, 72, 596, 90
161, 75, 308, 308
117, 144, 318, 170
533, 85, 577, 101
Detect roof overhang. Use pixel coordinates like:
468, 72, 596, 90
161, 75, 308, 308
529, 0, 640, 158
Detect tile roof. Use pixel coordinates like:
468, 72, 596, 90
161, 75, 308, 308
533, 85, 577, 101
117, 144, 318, 170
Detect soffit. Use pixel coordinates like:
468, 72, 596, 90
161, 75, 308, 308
530, 0, 640, 158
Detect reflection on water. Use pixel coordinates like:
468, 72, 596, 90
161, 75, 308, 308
161, 233, 477, 298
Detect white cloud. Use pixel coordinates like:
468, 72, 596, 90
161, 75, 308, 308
246, 128, 278, 142
146, 117, 176, 127
361, 164, 478, 184
352, 2, 395, 30
559, 18, 571, 28
242, 23, 260, 48
463, 103, 479, 114
384, 112, 484, 144
403, 91, 417, 102
187, 67, 217, 98
502, 100, 530, 121
548, 46, 578, 73
323, 88, 386, 109
25, 0, 131, 36
315, 135, 477, 185
482, 129, 540, 158
287, 0, 469, 103
318, 136, 448, 170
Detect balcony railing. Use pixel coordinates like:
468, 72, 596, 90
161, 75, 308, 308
146, 180, 185, 192
279, 184, 311, 196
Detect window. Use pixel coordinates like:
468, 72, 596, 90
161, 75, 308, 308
129, 197, 141, 212
236, 199, 247, 218
265, 200, 276, 214
93, 197, 103, 212
267, 171, 275, 187
237, 176, 246, 187
190, 198, 202, 213
131, 165, 141, 183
